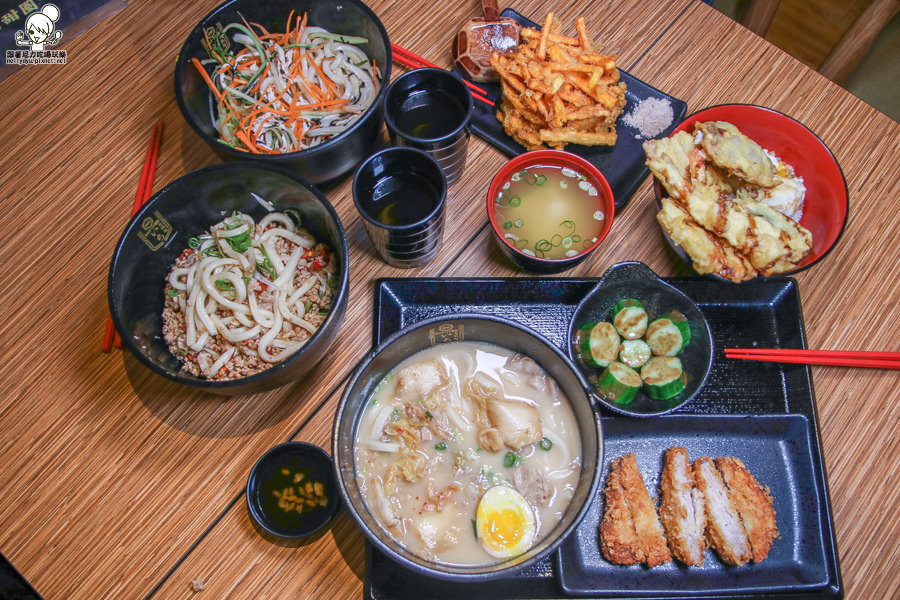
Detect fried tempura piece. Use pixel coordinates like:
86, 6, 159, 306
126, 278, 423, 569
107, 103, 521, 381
694, 457, 752, 566
683, 182, 811, 274
600, 454, 671, 567
716, 457, 777, 562
657, 197, 757, 282
643, 131, 695, 200
659, 447, 707, 566
696, 121, 778, 187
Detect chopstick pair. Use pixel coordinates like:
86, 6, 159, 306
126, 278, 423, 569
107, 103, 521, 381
390, 42, 495, 107
101, 121, 164, 353
724, 348, 900, 369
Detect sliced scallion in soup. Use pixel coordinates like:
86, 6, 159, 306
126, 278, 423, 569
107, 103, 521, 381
494, 165, 606, 260
354, 341, 582, 565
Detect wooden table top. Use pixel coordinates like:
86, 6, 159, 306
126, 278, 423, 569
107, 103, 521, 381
1, 0, 897, 598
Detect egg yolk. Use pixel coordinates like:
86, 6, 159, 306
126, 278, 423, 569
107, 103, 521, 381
485, 508, 525, 547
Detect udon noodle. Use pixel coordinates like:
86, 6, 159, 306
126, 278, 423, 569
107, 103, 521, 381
162, 209, 337, 380
355, 342, 582, 565
196, 12, 381, 153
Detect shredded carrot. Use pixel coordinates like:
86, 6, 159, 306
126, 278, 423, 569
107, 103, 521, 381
191, 11, 379, 154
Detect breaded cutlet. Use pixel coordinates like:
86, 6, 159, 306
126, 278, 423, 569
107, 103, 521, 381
599, 453, 671, 567
694, 456, 752, 565
659, 447, 707, 566
599, 457, 644, 565
716, 456, 777, 562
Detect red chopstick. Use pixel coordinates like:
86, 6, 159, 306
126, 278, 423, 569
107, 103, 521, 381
723, 348, 900, 369
102, 121, 164, 352
390, 43, 495, 107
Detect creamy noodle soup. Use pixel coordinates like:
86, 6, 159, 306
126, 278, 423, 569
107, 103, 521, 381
354, 341, 582, 565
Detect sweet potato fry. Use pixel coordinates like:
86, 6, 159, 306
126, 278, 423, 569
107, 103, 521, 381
491, 14, 626, 149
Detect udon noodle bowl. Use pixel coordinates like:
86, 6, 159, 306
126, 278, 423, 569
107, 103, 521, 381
161, 209, 337, 380
195, 13, 381, 154
354, 341, 582, 565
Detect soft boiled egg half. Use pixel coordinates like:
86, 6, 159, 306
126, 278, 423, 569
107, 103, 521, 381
475, 485, 537, 559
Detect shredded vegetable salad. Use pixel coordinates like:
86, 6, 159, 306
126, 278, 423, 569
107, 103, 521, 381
193, 11, 380, 154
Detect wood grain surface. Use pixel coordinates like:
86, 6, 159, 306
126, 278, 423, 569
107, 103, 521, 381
0, 0, 896, 598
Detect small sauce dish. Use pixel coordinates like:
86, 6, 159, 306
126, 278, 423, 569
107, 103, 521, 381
246, 442, 340, 540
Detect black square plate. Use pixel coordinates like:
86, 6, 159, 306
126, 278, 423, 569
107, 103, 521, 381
557, 415, 829, 597
364, 276, 841, 600
460, 9, 688, 210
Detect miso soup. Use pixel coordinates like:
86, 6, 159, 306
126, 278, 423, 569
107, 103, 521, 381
354, 341, 583, 565
493, 164, 607, 260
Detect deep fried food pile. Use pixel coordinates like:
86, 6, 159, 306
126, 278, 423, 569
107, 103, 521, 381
599, 448, 777, 567
490, 13, 627, 150
645, 122, 813, 282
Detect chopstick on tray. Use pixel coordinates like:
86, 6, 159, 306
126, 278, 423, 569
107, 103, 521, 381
101, 121, 164, 353
723, 348, 900, 369
390, 43, 495, 107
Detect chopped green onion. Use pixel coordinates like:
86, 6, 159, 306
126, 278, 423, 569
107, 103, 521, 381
188, 237, 201, 249
472, 518, 478, 539
390, 409, 399, 422
214, 279, 234, 291
425, 411, 433, 419
284, 208, 302, 226
539, 437, 553, 451
166, 289, 182, 298
435, 442, 447, 451
503, 452, 518, 468
226, 232, 252, 253
257, 249, 276, 279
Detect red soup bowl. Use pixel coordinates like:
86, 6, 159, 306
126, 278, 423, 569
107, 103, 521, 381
487, 150, 615, 274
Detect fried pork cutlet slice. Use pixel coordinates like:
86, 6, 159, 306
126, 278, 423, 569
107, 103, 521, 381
600, 453, 672, 567
619, 453, 672, 567
694, 457, 752, 566
599, 457, 644, 565
716, 457, 777, 562
659, 447, 707, 566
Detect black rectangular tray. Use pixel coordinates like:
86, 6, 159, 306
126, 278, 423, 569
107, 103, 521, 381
364, 277, 841, 600
461, 9, 688, 211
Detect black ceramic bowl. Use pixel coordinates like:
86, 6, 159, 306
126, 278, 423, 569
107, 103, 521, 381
568, 262, 713, 417
107, 162, 349, 395
174, 0, 391, 185
333, 314, 602, 580
247, 442, 340, 539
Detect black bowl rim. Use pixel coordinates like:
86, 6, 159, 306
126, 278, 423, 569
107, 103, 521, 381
106, 160, 350, 390
567, 261, 714, 417
383, 67, 474, 145
332, 312, 603, 580
246, 441, 340, 539
173, 0, 393, 162
352, 146, 448, 231
653, 102, 850, 281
